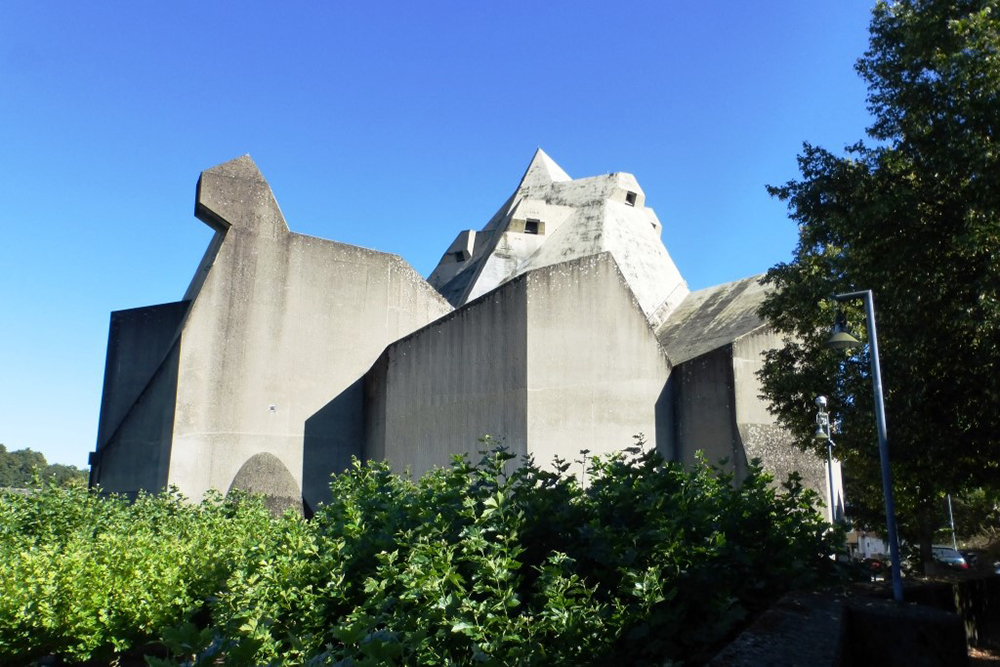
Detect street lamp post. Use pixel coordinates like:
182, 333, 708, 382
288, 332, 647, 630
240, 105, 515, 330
813, 396, 839, 524
826, 289, 904, 603
947, 494, 958, 552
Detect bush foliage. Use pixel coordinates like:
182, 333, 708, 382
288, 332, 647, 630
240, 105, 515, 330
0, 442, 840, 666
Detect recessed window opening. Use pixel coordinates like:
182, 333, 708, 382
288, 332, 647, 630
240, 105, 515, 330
524, 219, 540, 235
453, 251, 466, 262
625, 191, 637, 207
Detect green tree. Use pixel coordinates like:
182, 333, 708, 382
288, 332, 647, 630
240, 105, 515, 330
0, 444, 47, 488
759, 0, 1000, 568
949, 487, 1000, 544
0, 444, 88, 488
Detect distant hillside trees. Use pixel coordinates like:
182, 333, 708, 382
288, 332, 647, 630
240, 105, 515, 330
0, 444, 88, 488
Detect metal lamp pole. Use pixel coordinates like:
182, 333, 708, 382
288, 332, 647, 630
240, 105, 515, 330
828, 289, 903, 602
947, 494, 958, 552
814, 396, 838, 524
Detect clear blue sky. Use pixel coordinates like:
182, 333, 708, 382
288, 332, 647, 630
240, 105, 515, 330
0, 2, 875, 468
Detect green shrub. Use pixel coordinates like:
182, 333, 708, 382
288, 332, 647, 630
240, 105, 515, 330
201, 441, 840, 666
0, 442, 841, 666
0, 484, 281, 664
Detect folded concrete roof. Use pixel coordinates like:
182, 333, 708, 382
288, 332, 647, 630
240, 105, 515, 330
656, 274, 771, 365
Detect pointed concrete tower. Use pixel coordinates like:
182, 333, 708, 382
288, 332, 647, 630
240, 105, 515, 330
428, 150, 689, 325
518, 147, 572, 191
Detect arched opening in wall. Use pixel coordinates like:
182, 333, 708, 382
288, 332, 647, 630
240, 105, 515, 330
228, 452, 304, 517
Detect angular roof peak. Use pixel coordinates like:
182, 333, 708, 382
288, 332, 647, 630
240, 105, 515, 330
517, 148, 571, 191
196, 154, 287, 235
201, 154, 266, 182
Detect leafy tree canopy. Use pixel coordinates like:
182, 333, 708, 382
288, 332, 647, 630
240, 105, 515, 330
759, 0, 1000, 559
0, 443, 88, 488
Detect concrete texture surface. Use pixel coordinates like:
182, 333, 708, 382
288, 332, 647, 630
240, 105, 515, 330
369, 252, 672, 478
428, 149, 689, 322
92, 155, 452, 509
522, 253, 673, 468
734, 330, 842, 515
92, 302, 189, 492
366, 266, 530, 473
92, 150, 839, 513
228, 452, 304, 516
656, 274, 770, 366
660, 277, 842, 513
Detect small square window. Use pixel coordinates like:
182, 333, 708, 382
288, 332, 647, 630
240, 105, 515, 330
453, 251, 466, 262
625, 191, 637, 207
524, 219, 540, 235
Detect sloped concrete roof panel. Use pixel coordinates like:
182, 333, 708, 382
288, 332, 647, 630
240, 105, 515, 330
656, 275, 771, 365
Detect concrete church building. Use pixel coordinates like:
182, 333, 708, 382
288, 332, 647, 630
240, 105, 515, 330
90, 151, 842, 516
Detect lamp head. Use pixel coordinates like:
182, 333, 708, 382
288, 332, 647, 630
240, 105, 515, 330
814, 425, 830, 442
825, 311, 861, 350
815, 395, 828, 409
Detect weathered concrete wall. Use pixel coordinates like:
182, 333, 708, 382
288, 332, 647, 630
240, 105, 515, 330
656, 275, 769, 367
365, 275, 529, 477
367, 253, 672, 478
93, 341, 180, 494
672, 347, 748, 476
733, 329, 834, 505
660, 276, 772, 478
93, 302, 189, 492
732, 330, 782, 425
92, 153, 835, 516
524, 253, 672, 469
664, 290, 836, 503
93, 156, 452, 510
168, 158, 452, 509
95, 301, 189, 451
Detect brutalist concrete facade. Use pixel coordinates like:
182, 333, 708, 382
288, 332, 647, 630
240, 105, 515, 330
91, 156, 453, 512
656, 276, 845, 520
367, 252, 672, 477
91, 151, 842, 515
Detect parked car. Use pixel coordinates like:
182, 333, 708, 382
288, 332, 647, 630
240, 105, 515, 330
959, 550, 979, 567
932, 546, 969, 570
